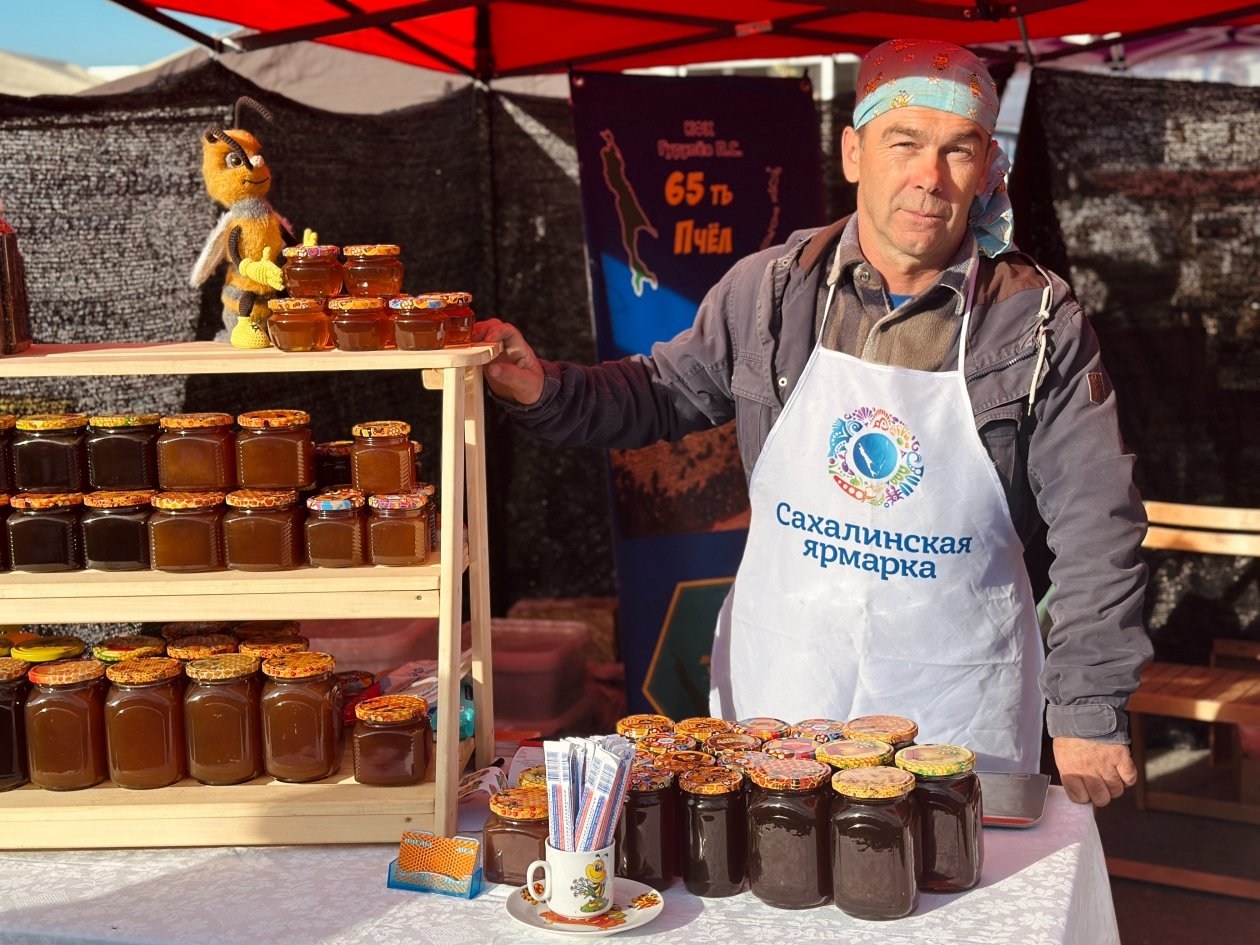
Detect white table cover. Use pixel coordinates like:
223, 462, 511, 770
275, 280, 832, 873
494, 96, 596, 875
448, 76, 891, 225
0, 786, 1118, 945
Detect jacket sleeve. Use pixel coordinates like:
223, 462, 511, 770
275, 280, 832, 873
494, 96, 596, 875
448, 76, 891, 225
1028, 282, 1153, 744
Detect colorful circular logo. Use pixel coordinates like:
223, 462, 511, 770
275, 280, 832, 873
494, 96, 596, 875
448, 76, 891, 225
828, 407, 923, 508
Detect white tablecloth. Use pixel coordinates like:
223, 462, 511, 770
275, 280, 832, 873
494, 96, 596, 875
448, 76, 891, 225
0, 787, 1117, 945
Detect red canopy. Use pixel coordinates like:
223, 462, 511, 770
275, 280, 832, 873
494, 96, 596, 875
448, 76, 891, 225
118, 1, 1260, 78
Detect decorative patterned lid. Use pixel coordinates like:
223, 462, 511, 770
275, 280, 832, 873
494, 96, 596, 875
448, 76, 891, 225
327, 296, 386, 311
895, 743, 976, 777
237, 409, 310, 430
843, 715, 919, 745
233, 620, 301, 641
355, 693, 429, 723
88, 413, 161, 427
0, 657, 28, 683
10, 635, 87, 662
627, 764, 673, 792
343, 244, 401, 257
106, 656, 182, 685
388, 295, 446, 311
351, 420, 410, 438
93, 634, 166, 662
82, 490, 156, 509
185, 653, 261, 681
166, 634, 238, 661
706, 732, 761, 753
762, 737, 822, 760
657, 750, 715, 773
367, 492, 427, 511
28, 658, 106, 685
11, 492, 83, 509
637, 732, 697, 755
517, 764, 547, 789
488, 787, 548, 820
159, 412, 233, 430
238, 638, 309, 659
281, 243, 340, 258
615, 714, 674, 739
679, 765, 743, 796
160, 621, 233, 641
267, 297, 327, 312
733, 717, 791, 741
334, 669, 375, 692
831, 766, 916, 799
308, 488, 366, 511
714, 749, 773, 776
262, 651, 336, 679
16, 413, 88, 431
673, 717, 733, 743
151, 491, 226, 510
418, 291, 472, 308
226, 489, 300, 509
315, 440, 354, 457
0, 414, 14, 430
791, 719, 849, 743
749, 758, 832, 792
816, 738, 896, 769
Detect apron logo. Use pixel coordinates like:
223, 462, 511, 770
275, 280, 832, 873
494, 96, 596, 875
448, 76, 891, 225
828, 407, 923, 508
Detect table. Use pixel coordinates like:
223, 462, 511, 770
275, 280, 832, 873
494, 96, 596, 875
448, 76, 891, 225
0, 787, 1118, 945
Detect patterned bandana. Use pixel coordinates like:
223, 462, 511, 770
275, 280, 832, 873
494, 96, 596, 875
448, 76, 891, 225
853, 38, 1014, 257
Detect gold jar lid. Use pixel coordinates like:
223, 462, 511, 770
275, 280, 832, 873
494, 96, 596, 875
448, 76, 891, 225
185, 653, 261, 681
160, 621, 234, 642
388, 295, 446, 312
0, 414, 14, 430
238, 638, 309, 659
355, 694, 429, 723
351, 420, 410, 438
673, 717, 733, 743
159, 412, 233, 430
418, 291, 472, 308
816, 738, 895, 770
167, 634, 238, 661
237, 409, 310, 430
343, 243, 400, 257
750, 758, 832, 792
831, 766, 916, 799
517, 764, 547, 789
637, 732, 697, 755
733, 717, 791, 741
93, 634, 166, 662
0, 657, 29, 683
367, 492, 427, 511
327, 296, 386, 311
16, 413, 88, 431
895, 743, 976, 778
28, 658, 106, 685
281, 244, 340, 258
11, 492, 83, 510
488, 787, 548, 820
679, 765, 742, 796
82, 490, 156, 509
151, 491, 225, 510
267, 297, 328, 313
226, 489, 299, 509
843, 715, 919, 745
88, 413, 161, 427
10, 635, 87, 662
262, 651, 336, 679
706, 732, 761, 753
106, 656, 182, 685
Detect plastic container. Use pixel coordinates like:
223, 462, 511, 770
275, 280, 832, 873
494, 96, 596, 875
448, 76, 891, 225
487, 618, 589, 722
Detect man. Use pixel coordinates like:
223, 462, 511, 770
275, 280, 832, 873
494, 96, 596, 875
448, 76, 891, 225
473, 39, 1151, 807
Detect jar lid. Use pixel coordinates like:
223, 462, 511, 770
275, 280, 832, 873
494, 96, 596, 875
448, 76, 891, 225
615, 714, 675, 739
637, 732, 697, 755
226, 489, 299, 509
0, 414, 14, 430
161, 621, 233, 641
816, 738, 895, 769
334, 669, 375, 692
233, 620, 301, 641
267, 297, 327, 312
159, 412, 233, 430
307, 488, 365, 511
10, 635, 87, 662
281, 243, 340, 258
166, 634, 238, 661
657, 749, 714, 773
185, 653, 261, 681
714, 749, 773, 776
388, 295, 446, 311
517, 764, 547, 789
761, 737, 822, 760
151, 491, 226, 510
368, 492, 427, 511
11, 492, 83, 509
0, 657, 28, 683
627, 764, 673, 792
28, 658, 106, 685
733, 717, 790, 741
705, 732, 761, 753
343, 243, 400, 257
237, 409, 311, 430
352, 420, 410, 438
262, 651, 336, 679
419, 291, 473, 308
791, 719, 849, 743
94, 634, 166, 662
16, 413, 88, 431
0, 495, 8, 509
673, 717, 733, 743
895, 743, 976, 777
88, 413, 161, 427
82, 490, 156, 509
239, 637, 309, 659
843, 715, 919, 745
327, 296, 386, 311
750, 758, 832, 792
488, 787, 548, 820
679, 765, 742, 796
355, 693, 429, 723
831, 766, 916, 799
106, 656, 182, 685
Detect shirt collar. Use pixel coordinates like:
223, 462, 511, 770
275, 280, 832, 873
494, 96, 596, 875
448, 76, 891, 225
824, 215, 977, 310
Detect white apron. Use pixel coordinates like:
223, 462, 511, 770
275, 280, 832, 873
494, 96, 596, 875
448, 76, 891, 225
710, 262, 1045, 772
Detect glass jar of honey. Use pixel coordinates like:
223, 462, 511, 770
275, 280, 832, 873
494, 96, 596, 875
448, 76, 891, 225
388, 295, 446, 351
223, 489, 305, 571
830, 766, 919, 920
747, 758, 833, 909
482, 787, 549, 886
351, 694, 431, 786
7, 492, 84, 571
93, 634, 165, 664
281, 244, 343, 298
148, 491, 226, 572
342, 244, 403, 296
0, 414, 14, 493
329, 296, 394, 351
416, 481, 437, 554
314, 440, 353, 489
86, 414, 160, 490
351, 421, 414, 495
104, 657, 185, 789
236, 409, 314, 490
430, 292, 474, 346
80, 490, 154, 571
366, 493, 429, 566
679, 765, 746, 898
157, 413, 236, 491
843, 715, 918, 754
24, 658, 109, 791
616, 764, 675, 889
0, 657, 31, 791
260, 652, 342, 783
895, 743, 983, 893
305, 488, 367, 567
12, 413, 89, 492
266, 297, 333, 352
0, 493, 10, 571
184, 653, 264, 785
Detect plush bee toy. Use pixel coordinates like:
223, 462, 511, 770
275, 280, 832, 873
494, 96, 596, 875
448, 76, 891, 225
190, 96, 311, 348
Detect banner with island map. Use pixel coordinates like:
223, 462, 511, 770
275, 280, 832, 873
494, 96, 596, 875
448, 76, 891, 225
569, 70, 825, 712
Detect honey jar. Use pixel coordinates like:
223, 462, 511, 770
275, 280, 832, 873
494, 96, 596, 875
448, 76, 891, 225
351, 421, 414, 495
329, 296, 394, 351
86, 413, 160, 490
0, 657, 30, 791
415, 480, 437, 554
679, 765, 746, 898
80, 489, 154, 571
0, 414, 14, 493
156, 413, 236, 491
0, 494, 8, 571
223, 489, 305, 570
482, 787, 549, 886
266, 297, 333, 352
747, 758, 833, 909
260, 652, 342, 783
305, 488, 367, 568
280, 244, 343, 298
616, 764, 675, 890
431, 292, 474, 346
7, 492, 84, 571
236, 409, 314, 490
366, 493, 429, 566
895, 743, 983, 893
12, 413, 88, 492
830, 766, 919, 919
24, 658, 109, 791
148, 491, 226, 572
351, 694, 431, 786
184, 653, 264, 785
314, 440, 353, 489
104, 657, 186, 789
342, 244, 403, 296
388, 295, 446, 350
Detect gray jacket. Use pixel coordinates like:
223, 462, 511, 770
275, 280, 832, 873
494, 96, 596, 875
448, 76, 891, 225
506, 219, 1152, 743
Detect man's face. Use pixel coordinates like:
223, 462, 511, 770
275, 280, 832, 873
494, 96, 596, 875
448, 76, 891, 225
841, 107, 996, 276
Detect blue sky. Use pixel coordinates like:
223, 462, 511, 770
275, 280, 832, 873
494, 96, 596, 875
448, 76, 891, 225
4, 1, 239, 67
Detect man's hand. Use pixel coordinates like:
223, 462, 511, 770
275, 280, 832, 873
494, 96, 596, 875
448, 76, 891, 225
1052, 737, 1138, 807
472, 318, 545, 406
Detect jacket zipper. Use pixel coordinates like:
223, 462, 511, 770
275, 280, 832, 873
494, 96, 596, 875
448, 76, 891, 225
965, 347, 1035, 384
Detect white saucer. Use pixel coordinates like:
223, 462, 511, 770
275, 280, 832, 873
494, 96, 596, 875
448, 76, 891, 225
505, 877, 664, 937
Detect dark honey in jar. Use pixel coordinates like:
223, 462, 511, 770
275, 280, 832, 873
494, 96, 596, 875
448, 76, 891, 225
104, 657, 186, 789
896, 743, 983, 892
843, 715, 919, 754
0, 414, 14, 493
615, 764, 675, 889
388, 295, 446, 350
314, 440, 353, 489
351, 421, 414, 495
86, 413, 160, 490
329, 296, 394, 351
747, 758, 833, 909
266, 297, 333, 352
352, 694, 431, 786
679, 766, 745, 897
24, 658, 109, 791
482, 787, 549, 886
421, 292, 474, 346
7, 492, 84, 571
830, 766, 919, 920
148, 491, 226, 572
236, 409, 314, 490
342, 244, 403, 296
184, 654, 264, 785
305, 488, 367, 567
12, 413, 88, 492
156, 413, 236, 491
366, 493, 428, 566
223, 489, 305, 570
80, 490, 154, 571
281, 243, 343, 298
0, 657, 30, 791
260, 652, 342, 783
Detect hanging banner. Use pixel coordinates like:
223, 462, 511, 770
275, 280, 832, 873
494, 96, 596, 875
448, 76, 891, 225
570, 70, 824, 713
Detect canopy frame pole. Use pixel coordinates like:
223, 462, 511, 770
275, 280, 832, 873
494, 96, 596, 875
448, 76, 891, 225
1016, 15, 1037, 65
1034, 2, 1260, 63
106, 0, 228, 54
324, 0, 473, 75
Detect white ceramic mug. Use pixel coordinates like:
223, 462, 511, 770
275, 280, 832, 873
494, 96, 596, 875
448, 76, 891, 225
525, 840, 615, 919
